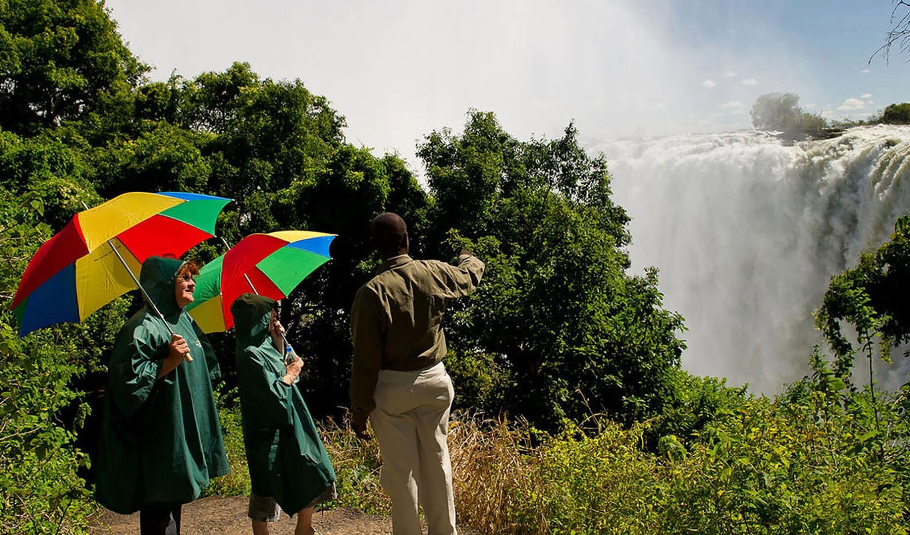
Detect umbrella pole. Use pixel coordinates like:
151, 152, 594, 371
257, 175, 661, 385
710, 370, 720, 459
221, 237, 293, 351
80, 200, 192, 361
107, 241, 193, 362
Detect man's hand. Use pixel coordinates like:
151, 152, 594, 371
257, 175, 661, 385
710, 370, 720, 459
282, 356, 303, 385
351, 410, 371, 440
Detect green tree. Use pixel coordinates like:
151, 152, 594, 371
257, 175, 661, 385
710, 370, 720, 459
273, 145, 429, 416
816, 216, 910, 374
91, 122, 212, 196
0, 127, 100, 228
0, 191, 130, 533
880, 102, 910, 124
419, 111, 686, 428
0, 0, 146, 135
814, 216, 910, 450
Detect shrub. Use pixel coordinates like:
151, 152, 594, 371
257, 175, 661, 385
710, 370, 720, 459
202, 393, 251, 498
0, 194, 110, 533
881, 103, 910, 124
318, 416, 388, 514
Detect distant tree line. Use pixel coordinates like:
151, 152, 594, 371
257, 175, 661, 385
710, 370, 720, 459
750, 92, 910, 140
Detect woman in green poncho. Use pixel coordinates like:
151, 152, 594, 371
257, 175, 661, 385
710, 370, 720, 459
231, 293, 336, 535
95, 256, 229, 534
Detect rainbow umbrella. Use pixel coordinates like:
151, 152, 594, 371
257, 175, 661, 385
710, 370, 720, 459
186, 230, 335, 333
11, 191, 232, 337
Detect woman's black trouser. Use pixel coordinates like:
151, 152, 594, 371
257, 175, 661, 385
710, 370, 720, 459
139, 504, 182, 535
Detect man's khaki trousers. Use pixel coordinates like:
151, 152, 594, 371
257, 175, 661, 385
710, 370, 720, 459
371, 361, 456, 535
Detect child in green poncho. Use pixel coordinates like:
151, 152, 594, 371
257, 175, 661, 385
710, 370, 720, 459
231, 293, 336, 535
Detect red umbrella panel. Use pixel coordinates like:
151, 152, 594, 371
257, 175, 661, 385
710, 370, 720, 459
187, 230, 335, 333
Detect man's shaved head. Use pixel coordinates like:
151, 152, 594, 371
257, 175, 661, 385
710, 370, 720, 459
370, 212, 409, 260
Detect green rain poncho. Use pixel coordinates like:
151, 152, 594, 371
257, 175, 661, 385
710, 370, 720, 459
95, 256, 229, 514
231, 293, 336, 514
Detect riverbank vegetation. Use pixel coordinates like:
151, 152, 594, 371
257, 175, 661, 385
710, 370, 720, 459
2, 1, 910, 533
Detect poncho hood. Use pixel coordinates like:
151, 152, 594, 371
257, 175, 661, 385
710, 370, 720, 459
231, 293, 275, 349
139, 255, 185, 317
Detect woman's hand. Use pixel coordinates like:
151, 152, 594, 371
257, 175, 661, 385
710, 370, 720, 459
269, 314, 286, 350
282, 357, 303, 385
158, 334, 188, 378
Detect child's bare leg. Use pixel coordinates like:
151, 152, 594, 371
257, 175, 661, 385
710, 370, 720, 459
294, 507, 315, 535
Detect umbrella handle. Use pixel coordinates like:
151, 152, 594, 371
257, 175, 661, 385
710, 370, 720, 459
162, 320, 193, 363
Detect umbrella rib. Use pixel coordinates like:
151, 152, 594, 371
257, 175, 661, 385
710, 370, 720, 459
244, 274, 258, 294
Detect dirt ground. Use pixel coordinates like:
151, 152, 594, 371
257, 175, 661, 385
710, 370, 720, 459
87, 496, 477, 535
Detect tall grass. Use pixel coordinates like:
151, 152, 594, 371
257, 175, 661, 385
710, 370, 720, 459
203, 398, 251, 498
319, 405, 909, 534
319, 417, 388, 514
211, 387, 910, 534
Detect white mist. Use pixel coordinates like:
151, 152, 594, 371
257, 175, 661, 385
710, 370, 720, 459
603, 125, 910, 394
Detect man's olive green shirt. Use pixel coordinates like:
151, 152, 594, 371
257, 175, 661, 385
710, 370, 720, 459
349, 253, 484, 419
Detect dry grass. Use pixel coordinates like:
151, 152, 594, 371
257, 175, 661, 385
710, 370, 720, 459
222, 404, 910, 534
449, 414, 546, 533
319, 412, 549, 533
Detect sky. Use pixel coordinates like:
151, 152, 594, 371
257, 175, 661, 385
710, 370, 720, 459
102, 0, 910, 174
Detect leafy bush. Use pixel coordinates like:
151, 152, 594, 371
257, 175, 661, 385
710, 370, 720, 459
647, 369, 749, 450
202, 393, 251, 498
318, 417, 388, 515
881, 103, 910, 124
414, 368, 910, 534
0, 194, 111, 533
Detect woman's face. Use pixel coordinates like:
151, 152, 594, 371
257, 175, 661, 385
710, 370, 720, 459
268, 310, 277, 335
174, 272, 195, 308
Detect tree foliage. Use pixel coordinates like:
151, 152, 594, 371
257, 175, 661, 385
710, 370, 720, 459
0, 0, 145, 135
419, 111, 685, 428
816, 216, 910, 377
881, 102, 910, 124
0, 193, 127, 533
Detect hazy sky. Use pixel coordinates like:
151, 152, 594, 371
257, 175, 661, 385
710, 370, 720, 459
103, 0, 910, 173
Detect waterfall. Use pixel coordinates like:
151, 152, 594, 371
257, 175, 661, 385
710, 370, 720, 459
603, 125, 910, 394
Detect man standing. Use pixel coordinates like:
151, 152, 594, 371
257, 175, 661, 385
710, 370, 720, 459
350, 212, 484, 535
95, 256, 229, 534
